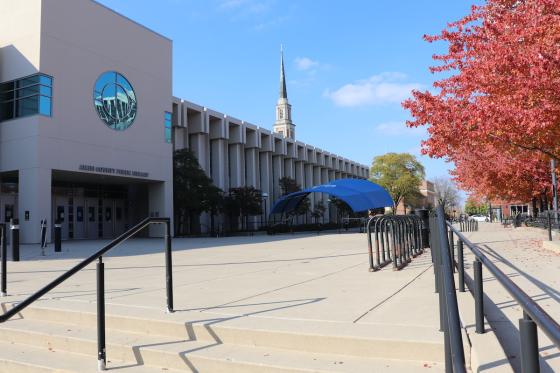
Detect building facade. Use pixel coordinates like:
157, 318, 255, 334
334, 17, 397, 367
0, 0, 368, 243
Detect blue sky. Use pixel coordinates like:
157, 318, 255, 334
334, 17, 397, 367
98, 0, 478, 181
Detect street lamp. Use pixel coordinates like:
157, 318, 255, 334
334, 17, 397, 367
262, 192, 269, 227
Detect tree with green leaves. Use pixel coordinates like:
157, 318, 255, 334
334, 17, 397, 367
279, 177, 300, 196
329, 196, 353, 223
279, 177, 310, 223
173, 149, 223, 235
224, 186, 263, 231
311, 200, 326, 224
370, 153, 425, 213
464, 198, 489, 216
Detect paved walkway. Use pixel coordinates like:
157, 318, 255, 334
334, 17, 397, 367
1, 232, 445, 371
459, 223, 560, 372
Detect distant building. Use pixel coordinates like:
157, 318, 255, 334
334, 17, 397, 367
395, 180, 436, 214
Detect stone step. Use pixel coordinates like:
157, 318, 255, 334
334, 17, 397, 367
0, 340, 178, 373
17, 302, 444, 363
0, 317, 444, 372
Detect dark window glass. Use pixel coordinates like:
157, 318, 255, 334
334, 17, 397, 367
17, 75, 39, 88
16, 96, 39, 117
0, 102, 14, 122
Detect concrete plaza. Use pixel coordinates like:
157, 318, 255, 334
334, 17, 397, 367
0, 231, 445, 372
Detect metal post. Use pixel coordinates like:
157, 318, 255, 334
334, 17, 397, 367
457, 240, 465, 293
97, 258, 106, 371
54, 222, 62, 252
519, 312, 540, 373
474, 259, 485, 333
367, 221, 375, 272
165, 221, 174, 313
547, 211, 552, 241
1, 224, 6, 297
551, 159, 558, 225
10, 219, 19, 262
40, 219, 47, 256
448, 229, 455, 273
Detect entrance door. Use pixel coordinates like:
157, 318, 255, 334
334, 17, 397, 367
102, 200, 114, 239
114, 199, 125, 236
73, 196, 86, 239
1, 196, 18, 244
85, 198, 98, 239
53, 197, 69, 240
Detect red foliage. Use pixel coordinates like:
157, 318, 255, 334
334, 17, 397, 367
403, 0, 560, 200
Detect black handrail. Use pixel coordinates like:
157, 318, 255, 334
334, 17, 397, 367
430, 205, 466, 373
0, 217, 173, 371
449, 223, 560, 347
447, 220, 560, 372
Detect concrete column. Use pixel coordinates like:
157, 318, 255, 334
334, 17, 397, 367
210, 139, 227, 190
18, 168, 51, 244
259, 151, 272, 225
189, 133, 209, 175
228, 143, 243, 188
272, 155, 284, 200
245, 148, 259, 187
148, 181, 173, 237
284, 158, 294, 179
295, 161, 304, 189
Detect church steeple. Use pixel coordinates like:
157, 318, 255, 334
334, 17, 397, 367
279, 45, 287, 99
273, 45, 295, 140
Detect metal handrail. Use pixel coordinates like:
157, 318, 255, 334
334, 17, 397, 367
448, 223, 560, 349
0, 216, 173, 371
431, 206, 466, 373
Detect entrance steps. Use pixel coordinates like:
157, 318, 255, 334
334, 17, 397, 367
0, 302, 445, 372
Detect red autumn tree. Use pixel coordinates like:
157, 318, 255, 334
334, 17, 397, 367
403, 0, 560, 200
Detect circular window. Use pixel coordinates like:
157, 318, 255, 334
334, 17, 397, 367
93, 72, 137, 130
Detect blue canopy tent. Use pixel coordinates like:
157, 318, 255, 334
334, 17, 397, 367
271, 178, 393, 215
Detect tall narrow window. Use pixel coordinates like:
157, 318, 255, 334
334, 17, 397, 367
0, 73, 53, 122
164, 111, 172, 143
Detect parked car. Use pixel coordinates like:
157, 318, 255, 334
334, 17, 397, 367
470, 214, 489, 222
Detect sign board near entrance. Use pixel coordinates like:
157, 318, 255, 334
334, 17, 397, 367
79, 164, 149, 178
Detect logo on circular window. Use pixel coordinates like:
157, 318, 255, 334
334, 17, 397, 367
93, 72, 137, 131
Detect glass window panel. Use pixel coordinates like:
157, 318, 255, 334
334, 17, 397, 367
165, 112, 172, 121
16, 96, 39, 117
93, 72, 136, 131
0, 90, 14, 102
39, 96, 51, 116
17, 75, 39, 88
165, 127, 172, 143
39, 85, 51, 97
16, 85, 40, 98
39, 75, 52, 87
0, 81, 15, 94
0, 101, 14, 121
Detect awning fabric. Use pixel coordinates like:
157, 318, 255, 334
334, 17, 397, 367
270, 178, 393, 214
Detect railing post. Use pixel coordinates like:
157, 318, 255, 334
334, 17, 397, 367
165, 221, 174, 313
519, 311, 540, 373
448, 228, 455, 273
457, 239, 465, 293
97, 257, 106, 371
474, 259, 485, 333
54, 221, 62, 253
1, 224, 6, 297
10, 219, 19, 262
